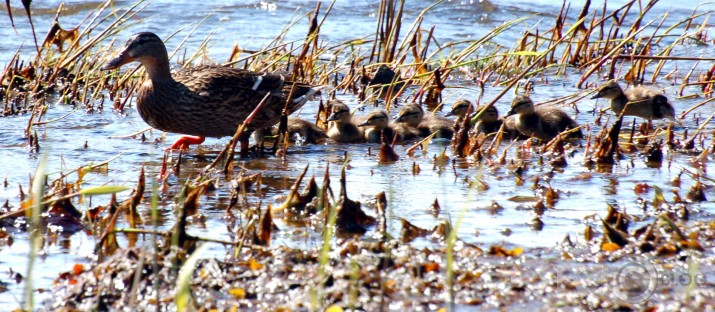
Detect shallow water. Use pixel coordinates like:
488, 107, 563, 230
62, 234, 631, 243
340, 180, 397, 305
0, 0, 714, 308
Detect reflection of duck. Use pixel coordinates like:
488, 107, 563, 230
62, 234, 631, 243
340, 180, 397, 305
102, 32, 317, 153
592, 80, 675, 120
255, 118, 327, 145
326, 100, 364, 143
507, 95, 583, 141
395, 104, 454, 138
358, 110, 419, 143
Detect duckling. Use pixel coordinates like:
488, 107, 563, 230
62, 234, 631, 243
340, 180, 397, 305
102, 32, 317, 155
446, 100, 522, 138
592, 80, 675, 120
474, 105, 502, 134
358, 110, 419, 143
507, 95, 583, 141
395, 104, 454, 138
254, 118, 327, 145
282, 118, 327, 144
326, 100, 364, 143
445, 99, 474, 124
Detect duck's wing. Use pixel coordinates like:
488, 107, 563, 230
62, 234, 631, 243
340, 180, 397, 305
174, 65, 286, 100
539, 107, 581, 137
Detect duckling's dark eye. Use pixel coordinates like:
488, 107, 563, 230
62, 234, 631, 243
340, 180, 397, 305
402, 112, 419, 117
513, 100, 528, 108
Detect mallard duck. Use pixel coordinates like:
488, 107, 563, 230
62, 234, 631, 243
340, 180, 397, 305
326, 100, 364, 143
255, 117, 327, 145
592, 80, 675, 120
395, 104, 454, 139
368, 65, 405, 98
102, 32, 318, 155
507, 95, 583, 141
358, 110, 418, 143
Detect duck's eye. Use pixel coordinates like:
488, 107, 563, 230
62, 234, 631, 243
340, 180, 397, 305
513, 100, 528, 108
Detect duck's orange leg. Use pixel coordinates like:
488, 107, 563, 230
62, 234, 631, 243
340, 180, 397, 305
168, 136, 205, 150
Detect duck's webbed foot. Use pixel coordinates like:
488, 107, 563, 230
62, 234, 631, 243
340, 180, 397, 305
168, 135, 206, 150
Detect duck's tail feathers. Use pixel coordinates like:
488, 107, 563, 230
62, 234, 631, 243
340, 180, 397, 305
292, 86, 324, 105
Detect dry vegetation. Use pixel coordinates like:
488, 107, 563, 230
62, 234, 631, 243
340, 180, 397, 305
1, 0, 714, 311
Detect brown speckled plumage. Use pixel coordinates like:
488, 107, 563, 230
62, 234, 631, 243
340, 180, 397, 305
254, 117, 327, 144
326, 100, 364, 143
592, 80, 675, 120
104, 32, 316, 140
395, 104, 453, 139
507, 95, 583, 141
358, 110, 418, 144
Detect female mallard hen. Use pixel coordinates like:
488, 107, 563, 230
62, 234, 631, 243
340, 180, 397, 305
507, 95, 583, 141
102, 32, 317, 155
395, 104, 453, 139
326, 100, 364, 143
358, 110, 418, 144
592, 80, 675, 120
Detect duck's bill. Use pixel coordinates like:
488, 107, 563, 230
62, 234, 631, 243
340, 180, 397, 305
102, 52, 134, 70
357, 120, 369, 127
590, 93, 602, 99
327, 113, 340, 121
667, 115, 683, 126
506, 109, 516, 117
445, 111, 454, 117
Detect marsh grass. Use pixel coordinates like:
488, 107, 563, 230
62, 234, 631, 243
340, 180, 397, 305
1, 0, 714, 309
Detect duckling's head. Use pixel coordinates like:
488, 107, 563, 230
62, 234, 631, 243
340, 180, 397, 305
103, 32, 169, 74
358, 110, 389, 129
592, 80, 623, 100
657, 102, 676, 120
394, 104, 424, 127
327, 101, 352, 123
507, 95, 535, 116
476, 105, 499, 122
446, 99, 473, 119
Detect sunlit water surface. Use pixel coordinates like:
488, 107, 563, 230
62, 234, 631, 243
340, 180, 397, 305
0, 0, 713, 308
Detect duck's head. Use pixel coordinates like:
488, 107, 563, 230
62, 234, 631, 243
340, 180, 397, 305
394, 104, 424, 127
477, 105, 499, 122
507, 95, 535, 116
446, 99, 473, 118
369, 65, 397, 86
103, 32, 168, 71
358, 110, 389, 129
591, 80, 623, 100
327, 101, 351, 123
657, 102, 676, 120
